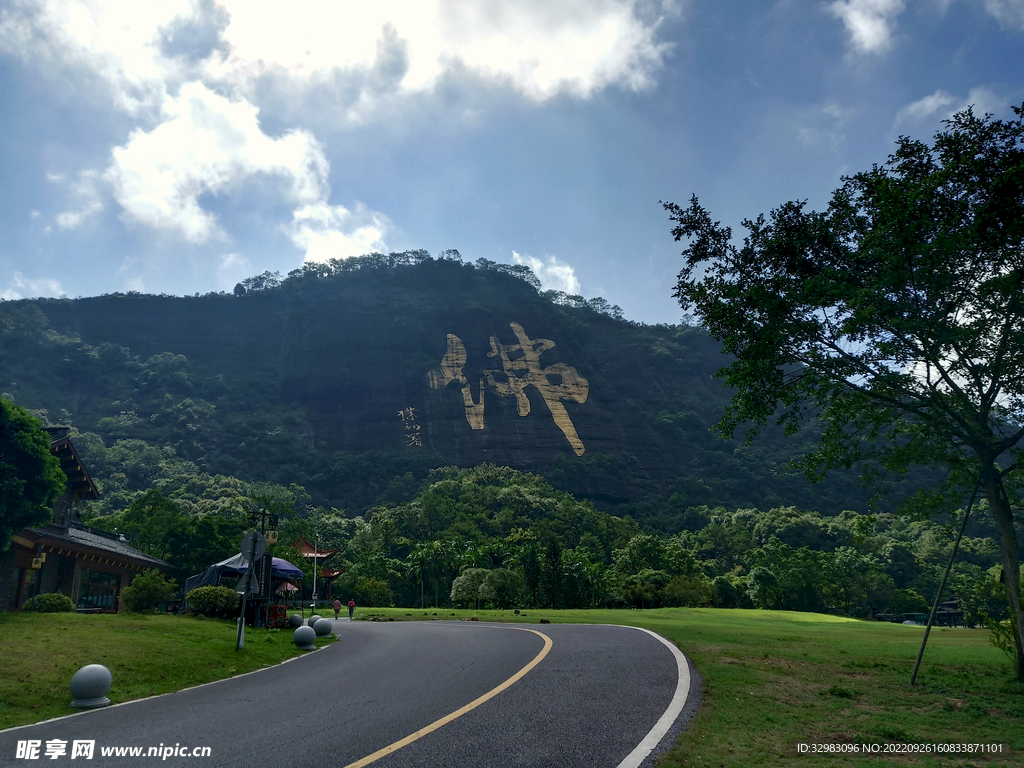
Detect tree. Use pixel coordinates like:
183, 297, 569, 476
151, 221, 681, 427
118, 489, 185, 562
0, 398, 65, 545
478, 568, 523, 609
450, 568, 489, 608
664, 105, 1024, 678
120, 568, 176, 612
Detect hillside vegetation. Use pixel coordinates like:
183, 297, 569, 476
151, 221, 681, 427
3, 251, 908, 523
1, 252, 1016, 642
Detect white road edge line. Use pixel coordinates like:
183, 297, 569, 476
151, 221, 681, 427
615, 626, 691, 768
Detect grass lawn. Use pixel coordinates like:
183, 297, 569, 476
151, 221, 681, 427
359, 606, 1023, 767
0, 612, 332, 730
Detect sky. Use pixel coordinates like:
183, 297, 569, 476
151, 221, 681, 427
0, 1, 1022, 324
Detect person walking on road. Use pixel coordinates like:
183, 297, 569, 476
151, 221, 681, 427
333, 598, 342, 620
347, 599, 356, 620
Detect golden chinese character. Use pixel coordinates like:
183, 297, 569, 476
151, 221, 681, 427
426, 334, 484, 430
485, 323, 589, 455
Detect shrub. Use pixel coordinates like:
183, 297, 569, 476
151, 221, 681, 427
186, 585, 240, 616
987, 613, 1021, 667
120, 569, 176, 613
22, 593, 75, 612
711, 576, 740, 608
355, 578, 394, 608
664, 574, 712, 607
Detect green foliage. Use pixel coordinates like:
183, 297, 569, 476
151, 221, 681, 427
449, 568, 523, 609
353, 579, 394, 607
988, 616, 1020, 666
710, 575, 739, 608
186, 586, 239, 616
664, 573, 712, 606
0, 397, 66, 543
666, 104, 1024, 675
885, 588, 929, 615
3, 251, 909, 527
450, 568, 489, 608
21, 593, 75, 612
478, 568, 523, 609
120, 569, 176, 613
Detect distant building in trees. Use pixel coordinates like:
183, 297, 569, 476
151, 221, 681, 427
291, 535, 343, 595
0, 427, 172, 612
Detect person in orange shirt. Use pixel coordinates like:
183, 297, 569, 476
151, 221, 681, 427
333, 598, 342, 620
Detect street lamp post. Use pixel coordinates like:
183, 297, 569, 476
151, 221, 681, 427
311, 537, 318, 608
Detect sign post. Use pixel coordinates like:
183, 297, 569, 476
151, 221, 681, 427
235, 531, 266, 651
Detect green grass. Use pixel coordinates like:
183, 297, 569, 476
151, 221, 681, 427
362, 607, 1022, 767
3, 608, 1019, 766
0, 612, 332, 730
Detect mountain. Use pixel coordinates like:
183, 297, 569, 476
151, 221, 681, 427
0, 252, 910, 527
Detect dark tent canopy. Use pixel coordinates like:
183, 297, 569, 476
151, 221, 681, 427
184, 554, 304, 595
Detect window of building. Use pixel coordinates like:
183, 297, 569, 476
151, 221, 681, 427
77, 569, 120, 611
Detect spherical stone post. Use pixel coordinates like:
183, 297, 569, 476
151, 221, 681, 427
307, 614, 322, 627
288, 614, 303, 628
313, 618, 333, 637
293, 625, 317, 650
70, 664, 112, 708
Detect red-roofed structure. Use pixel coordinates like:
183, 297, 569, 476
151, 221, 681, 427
291, 535, 338, 560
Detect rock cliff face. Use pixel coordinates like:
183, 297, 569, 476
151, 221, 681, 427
12, 257, 888, 517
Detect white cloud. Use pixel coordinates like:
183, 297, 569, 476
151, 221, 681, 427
0, 1, 674, 113
895, 86, 1009, 127
512, 251, 581, 294
1, 2, 672, 269
100, 81, 391, 260
1, 272, 65, 300
0, 1, 195, 114
216, 252, 250, 287
980, 0, 1024, 29
104, 81, 331, 243
796, 101, 855, 150
828, 0, 906, 54
50, 170, 105, 229
292, 202, 391, 263
209, 1, 673, 103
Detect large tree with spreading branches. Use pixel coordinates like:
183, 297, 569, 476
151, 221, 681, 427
664, 105, 1024, 679
0, 398, 65, 544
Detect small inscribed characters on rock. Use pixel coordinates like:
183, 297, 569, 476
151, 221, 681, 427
398, 406, 423, 447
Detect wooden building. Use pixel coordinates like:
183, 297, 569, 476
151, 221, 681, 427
1, 427, 172, 612
291, 535, 343, 595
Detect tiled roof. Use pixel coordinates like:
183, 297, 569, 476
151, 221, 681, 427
45, 427, 100, 501
28, 522, 172, 570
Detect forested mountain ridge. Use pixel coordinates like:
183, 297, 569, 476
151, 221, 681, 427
2, 251, 906, 525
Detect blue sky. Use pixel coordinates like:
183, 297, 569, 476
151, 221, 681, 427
0, 0, 1021, 324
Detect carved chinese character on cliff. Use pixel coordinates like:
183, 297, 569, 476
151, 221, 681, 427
425, 335, 485, 430
426, 322, 589, 455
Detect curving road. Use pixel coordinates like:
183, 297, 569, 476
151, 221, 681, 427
0, 621, 696, 768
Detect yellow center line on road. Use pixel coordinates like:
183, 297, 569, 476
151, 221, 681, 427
343, 626, 553, 768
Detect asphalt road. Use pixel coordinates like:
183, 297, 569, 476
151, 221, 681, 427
0, 621, 696, 768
